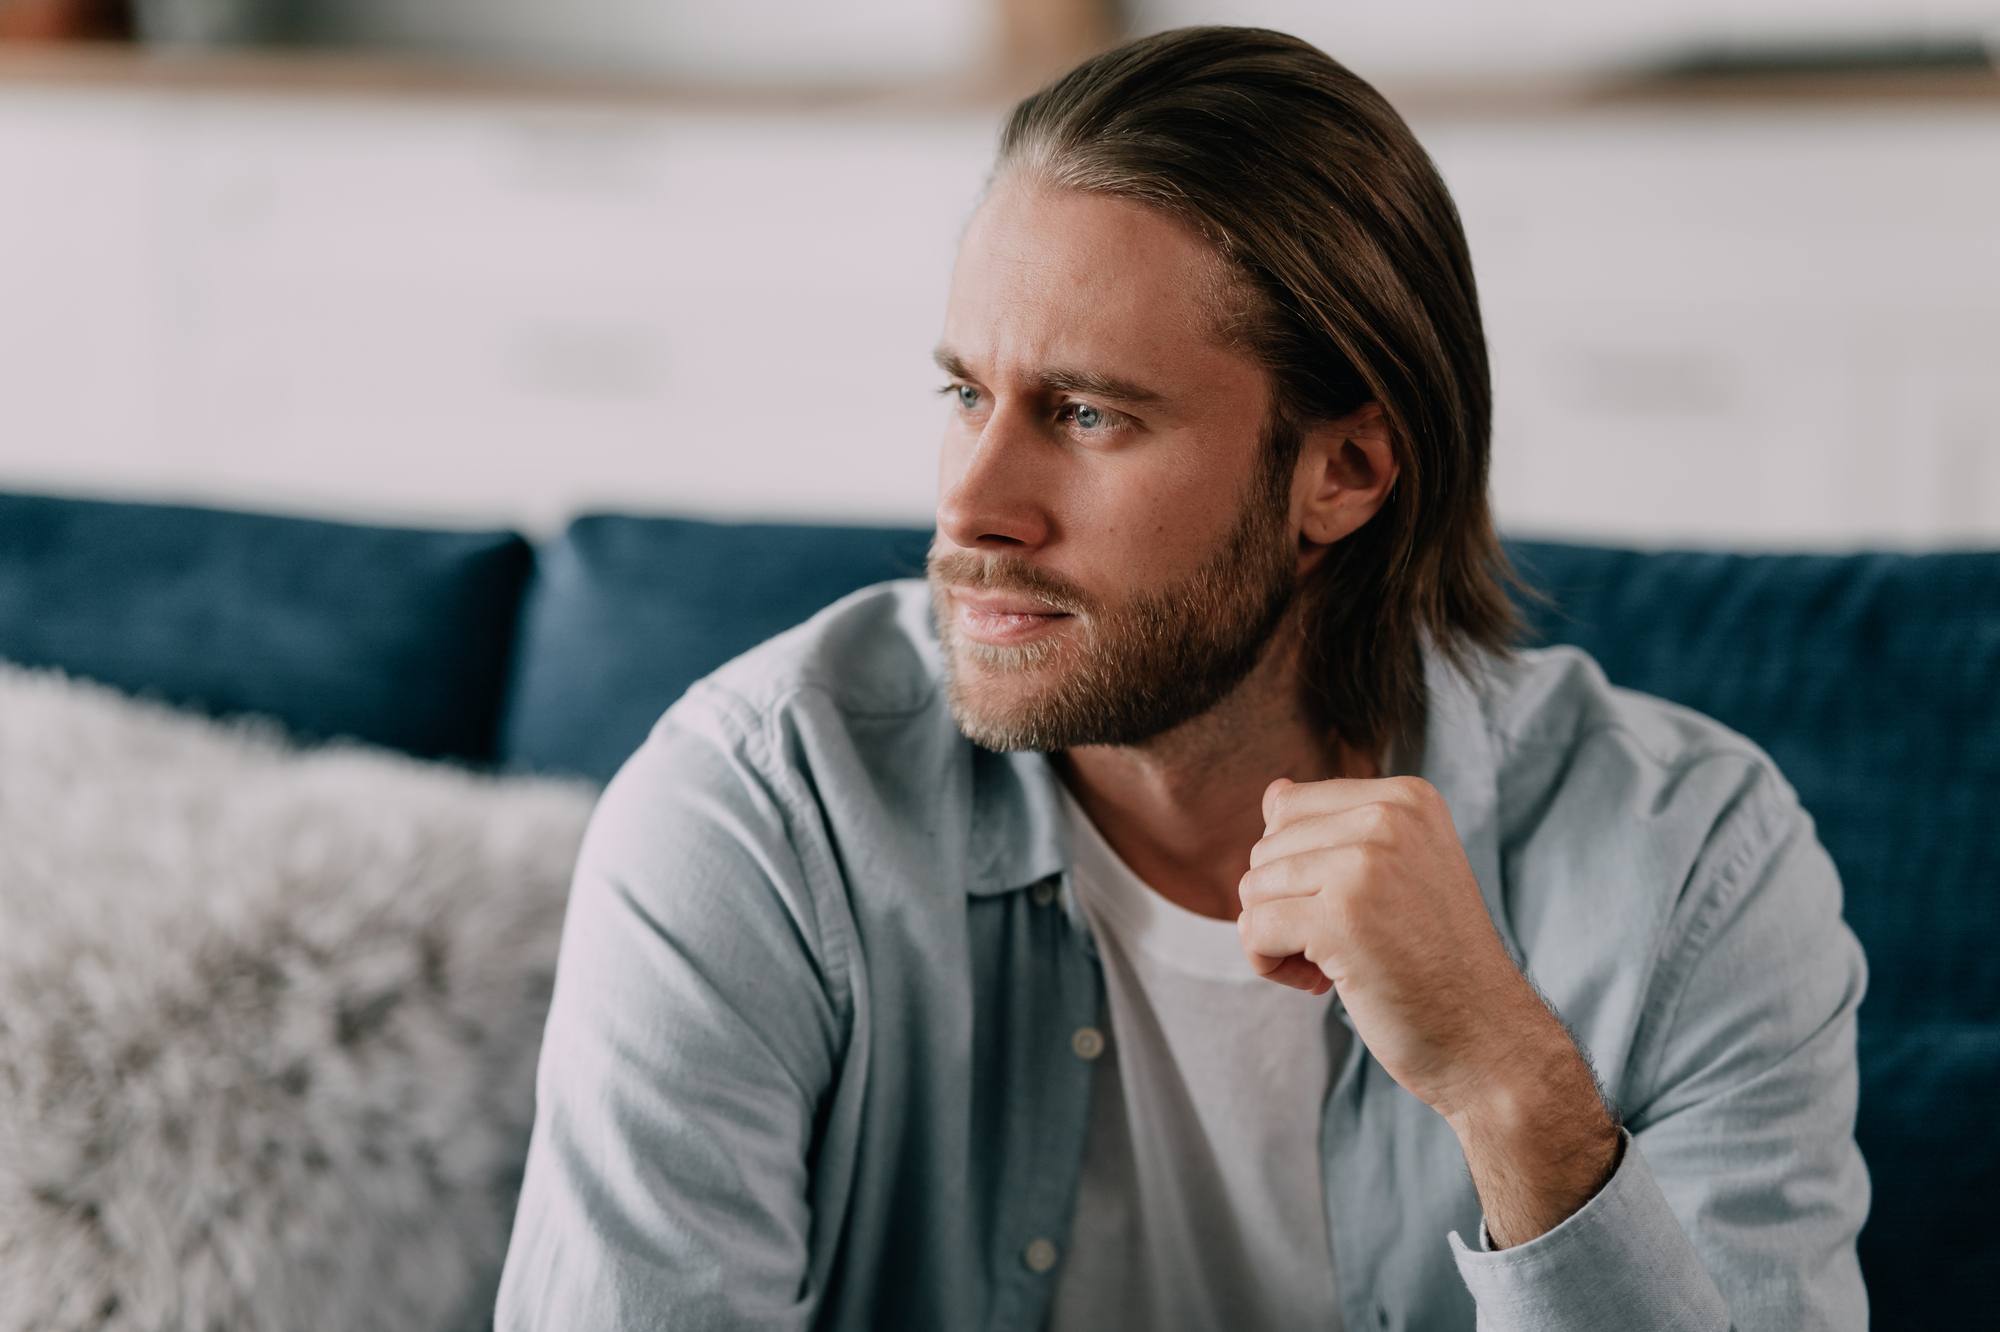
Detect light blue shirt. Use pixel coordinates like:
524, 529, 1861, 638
497, 580, 1869, 1331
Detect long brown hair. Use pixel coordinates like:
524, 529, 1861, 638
996, 26, 1521, 756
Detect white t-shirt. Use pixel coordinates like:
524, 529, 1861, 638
1047, 789, 1350, 1332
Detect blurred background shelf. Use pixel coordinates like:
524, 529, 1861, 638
0, 44, 1032, 110
2, 0, 1997, 547
3, 41, 1996, 111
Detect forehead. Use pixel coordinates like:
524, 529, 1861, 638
943, 178, 1236, 369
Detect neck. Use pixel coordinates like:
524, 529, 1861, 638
1056, 620, 1378, 921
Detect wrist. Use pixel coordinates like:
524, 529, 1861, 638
1432, 992, 1580, 1122
1438, 1024, 1596, 1132
1441, 1022, 1621, 1249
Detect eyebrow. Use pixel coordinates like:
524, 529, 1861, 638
933, 346, 1165, 408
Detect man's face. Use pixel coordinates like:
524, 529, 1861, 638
929, 178, 1301, 752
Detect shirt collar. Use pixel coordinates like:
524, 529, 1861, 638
1418, 646, 1520, 964
967, 746, 1070, 896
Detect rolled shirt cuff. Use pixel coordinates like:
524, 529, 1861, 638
1447, 1130, 1731, 1332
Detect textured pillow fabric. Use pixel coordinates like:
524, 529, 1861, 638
1506, 540, 2000, 1328
500, 515, 933, 782
0, 492, 532, 760
0, 664, 597, 1332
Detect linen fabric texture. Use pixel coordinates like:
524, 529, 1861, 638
0, 492, 531, 760
497, 579, 1869, 1331
1506, 540, 2000, 1317
499, 516, 932, 782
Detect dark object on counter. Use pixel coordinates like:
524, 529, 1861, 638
0, 0, 131, 42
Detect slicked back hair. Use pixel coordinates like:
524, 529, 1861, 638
995, 25, 1521, 757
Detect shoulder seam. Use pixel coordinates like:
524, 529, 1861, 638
1627, 766, 1800, 1112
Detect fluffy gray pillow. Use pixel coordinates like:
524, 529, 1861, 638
0, 665, 598, 1331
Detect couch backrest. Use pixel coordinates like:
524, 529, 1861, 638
496, 515, 933, 782
0, 492, 531, 760
1508, 540, 1999, 1327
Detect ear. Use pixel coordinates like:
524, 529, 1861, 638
1293, 402, 1399, 562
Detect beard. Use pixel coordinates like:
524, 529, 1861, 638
928, 447, 1299, 753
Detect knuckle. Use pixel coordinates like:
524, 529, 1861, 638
1352, 800, 1398, 842
1306, 845, 1349, 885
1314, 888, 1356, 944
1350, 839, 1391, 878
1237, 867, 1272, 907
1272, 856, 1311, 896
1394, 775, 1444, 811
1237, 908, 1278, 951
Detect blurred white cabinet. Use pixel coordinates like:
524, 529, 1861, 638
1422, 106, 2000, 547
0, 78, 997, 530
1, 69, 1997, 547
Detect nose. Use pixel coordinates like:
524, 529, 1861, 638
936, 400, 1053, 553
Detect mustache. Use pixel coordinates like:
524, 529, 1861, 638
926, 545, 1096, 617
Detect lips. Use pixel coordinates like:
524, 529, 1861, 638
950, 586, 1072, 647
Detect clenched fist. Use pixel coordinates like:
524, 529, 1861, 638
1236, 774, 1622, 1247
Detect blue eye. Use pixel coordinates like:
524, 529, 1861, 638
1072, 404, 1103, 430
955, 384, 979, 411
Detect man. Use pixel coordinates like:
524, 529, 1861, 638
498, 27, 1868, 1331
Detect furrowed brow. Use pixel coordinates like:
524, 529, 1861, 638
932, 348, 1164, 408
1039, 367, 1164, 407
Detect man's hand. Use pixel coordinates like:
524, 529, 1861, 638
1236, 775, 1622, 1248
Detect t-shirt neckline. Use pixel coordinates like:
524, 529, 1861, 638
1059, 786, 1264, 983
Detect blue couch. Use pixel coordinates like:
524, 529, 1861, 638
1, 491, 1991, 1326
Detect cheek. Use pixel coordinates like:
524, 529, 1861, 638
1075, 459, 1233, 576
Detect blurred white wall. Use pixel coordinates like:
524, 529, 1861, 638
0, 83, 993, 532
1430, 106, 2000, 548
2, 2, 1998, 548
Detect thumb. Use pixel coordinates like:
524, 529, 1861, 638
1262, 777, 1294, 833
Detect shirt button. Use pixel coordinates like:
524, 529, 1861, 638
1022, 1237, 1059, 1273
1070, 1026, 1105, 1060
1031, 881, 1057, 907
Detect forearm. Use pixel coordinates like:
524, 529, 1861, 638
1439, 1016, 1622, 1248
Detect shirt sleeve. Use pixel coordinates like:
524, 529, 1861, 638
495, 690, 849, 1331
1448, 762, 1870, 1331
1448, 1132, 1732, 1330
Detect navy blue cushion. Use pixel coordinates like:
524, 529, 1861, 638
499, 515, 933, 782
0, 493, 532, 760
1507, 540, 2000, 1327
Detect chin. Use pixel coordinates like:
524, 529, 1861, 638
941, 646, 1072, 752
